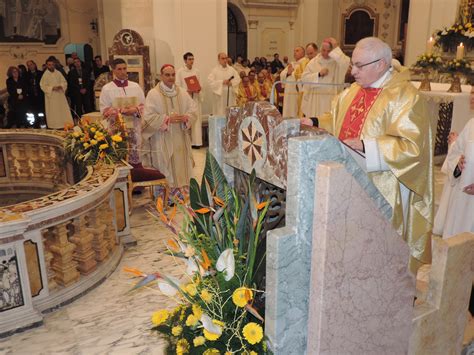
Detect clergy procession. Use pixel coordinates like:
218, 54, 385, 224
2, 0, 474, 353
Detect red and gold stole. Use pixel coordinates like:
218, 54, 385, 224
244, 86, 253, 99
338, 87, 382, 140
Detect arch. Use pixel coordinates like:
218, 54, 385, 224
341, 6, 379, 50
227, 3, 248, 61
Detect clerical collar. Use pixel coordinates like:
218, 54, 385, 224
159, 81, 177, 97
368, 68, 392, 89
114, 79, 128, 87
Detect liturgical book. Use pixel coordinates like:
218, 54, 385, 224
184, 75, 201, 92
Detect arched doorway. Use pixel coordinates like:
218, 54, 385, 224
227, 3, 247, 61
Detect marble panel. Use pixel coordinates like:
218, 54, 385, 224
265, 134, 393, 354
409, 233, 474, 355
221, 101, 300, 189
307, 162, 414, 354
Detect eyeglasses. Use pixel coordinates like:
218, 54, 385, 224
351, 58, 382, 70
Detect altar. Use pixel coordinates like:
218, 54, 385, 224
412, 81, 473, 157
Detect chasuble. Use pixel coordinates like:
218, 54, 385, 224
322, 68, 433, 272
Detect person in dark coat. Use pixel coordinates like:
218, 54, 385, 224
26, 60, 45, 127
6, 66, 29, 128
68, 58, 92, 118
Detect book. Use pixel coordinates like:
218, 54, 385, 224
184, 75, 201, 92
113, 96, 138, 129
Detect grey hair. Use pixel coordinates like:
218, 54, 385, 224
355, 37, 392, 68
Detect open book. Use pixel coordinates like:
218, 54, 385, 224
340, 139, 367, 173
113, 96, 138, 129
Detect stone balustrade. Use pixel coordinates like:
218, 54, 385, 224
0, 129, 132, 337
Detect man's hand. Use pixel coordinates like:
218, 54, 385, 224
223, 79, 232, 86
319, 68, 329, 77
448, 132, 458, 145
463, 183, 474, 195
121, 106, 138, 115
287, 64, 294, 76
53, 86, 63, 92
301, 117, 313, 126
343, 138, 364, 152
458, 155, 466, 172
80, 88, 87, 95
327, 37, 338, 49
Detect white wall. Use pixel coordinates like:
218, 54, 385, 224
152, 0, 227, 114
405, 0, 460, 66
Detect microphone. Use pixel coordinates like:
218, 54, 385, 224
228, 75, 234, 81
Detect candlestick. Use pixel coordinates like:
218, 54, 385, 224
426, 37, 434, 55
456, 42, 465, 60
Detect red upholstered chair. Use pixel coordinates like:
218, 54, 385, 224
127, 163, 169, 211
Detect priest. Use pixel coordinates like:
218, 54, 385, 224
176, 52, 203, 147
302, 37, 433, 273
434, 118, 474, 238
100, 58, 163, 183
236, 76, 259, 106
301, 38, 350, 118
207, 52, 241, 116
143, 64, 197, 199
40, 58, 73, 129
280, 46, 309, 118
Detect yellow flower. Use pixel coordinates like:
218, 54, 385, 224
90, 127, 96, 133
192, 304, 202, 319
172, 325, 183, 336
186, 314, 199, 327
250, 352, 258, 355
200, 289, 213, 303
184, 283, 197, 296
111, 134, 123, 142
176, 338, 190, 355
151, 309, 169, 325
193, 336, 205, 347
203, 349, 220, 355
99, 143, 109, 150
90, 139, 97, 145
72, 132, 80, 137
83, 143, 90, 148
242, 322, 263, 345
232, 287, 253, 307
203, 320, 224, 341
225, 352, 232, 355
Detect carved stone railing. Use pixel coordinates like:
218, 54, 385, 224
0, 129, 132, 337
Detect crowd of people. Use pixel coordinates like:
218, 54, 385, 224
3, 53, 110, 128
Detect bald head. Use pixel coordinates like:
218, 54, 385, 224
294, 46, 305, 61
305, 43, 318, 60
218, 52, 228, 67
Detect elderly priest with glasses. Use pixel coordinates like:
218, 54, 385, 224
302, 36, 433, 274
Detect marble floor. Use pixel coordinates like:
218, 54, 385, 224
0, 149, 207, 355
0, 147, 469, 354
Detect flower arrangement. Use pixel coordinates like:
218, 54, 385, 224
64, 116, 128, 166
412, 53, 443, 70
435, 22, 474, 52
126, 152, 270, 354
442, 58, 472, 75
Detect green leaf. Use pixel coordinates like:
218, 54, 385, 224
204, 150, 227, 199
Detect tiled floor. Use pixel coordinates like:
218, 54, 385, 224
0, 148, 461, 354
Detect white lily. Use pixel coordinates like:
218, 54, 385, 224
200, 314, 222, 335
157, 275, 181, 296
185, 258, 199, 275
216, 248, 235, 281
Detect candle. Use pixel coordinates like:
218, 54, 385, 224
456, 42, 465, 60
426, 37, 434, 55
